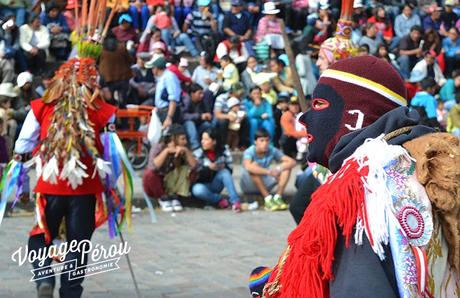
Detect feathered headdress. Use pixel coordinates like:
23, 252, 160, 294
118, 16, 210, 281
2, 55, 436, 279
319, 0, 358, 63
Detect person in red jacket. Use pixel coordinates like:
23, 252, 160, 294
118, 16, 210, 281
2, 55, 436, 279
13, 58, 117, 298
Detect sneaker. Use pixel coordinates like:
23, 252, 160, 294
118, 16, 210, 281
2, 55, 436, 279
272, 194, 288, 210
37, 282, 54, 298
172, 199, 183, 212
159, 199, 173, 212
232, 201, 242, 213
264, 195, 279, 211
248, 201, 259, 211
218, 198, 229, 209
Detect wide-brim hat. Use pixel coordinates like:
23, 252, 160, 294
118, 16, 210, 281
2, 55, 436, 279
17, 71, 33, 88
0, 82, 19, 98
262, 2, 280, 14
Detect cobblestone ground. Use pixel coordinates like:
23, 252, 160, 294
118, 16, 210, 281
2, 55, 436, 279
0, 208, 295, 298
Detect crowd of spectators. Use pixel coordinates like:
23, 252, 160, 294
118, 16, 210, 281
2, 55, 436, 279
0, 0, 460, 213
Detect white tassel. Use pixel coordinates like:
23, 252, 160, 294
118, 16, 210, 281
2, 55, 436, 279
59, 156, 89, 189
92, 158, 112, 179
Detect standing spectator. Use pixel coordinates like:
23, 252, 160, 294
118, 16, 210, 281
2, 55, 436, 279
255, 2, 284, 49
359, 22, 382, 55
142, 124, 197, 212
192, 51, 219, 89
183, 0, 219, 54
393, 4, 421, 50
0, 0, 29, 26
0, 13, 26, 72
367, 6, 393, 44
129, 53, 155, 105
240, 128, 296, 211
397, 25, 423, 80
192, 128, 242, 211
223, 0, 254, 54
41, 1, 70, 60
98, 34, 134, 108
411, 50, 446, 87
442, 27, 460, 77
245, 86, 275, 144
128, 0, 150, 31
112, 14, 139, 45
147, 55, 182, 127
19, 13, 50, 75
180, 83, 213, 151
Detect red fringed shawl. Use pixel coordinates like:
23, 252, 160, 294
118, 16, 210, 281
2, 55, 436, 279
264, 159, 369, 297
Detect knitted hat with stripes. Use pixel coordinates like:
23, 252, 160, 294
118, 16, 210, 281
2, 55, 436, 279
300, 55, 407, 167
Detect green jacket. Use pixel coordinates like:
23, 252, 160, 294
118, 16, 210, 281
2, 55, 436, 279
0, 0, 32, 9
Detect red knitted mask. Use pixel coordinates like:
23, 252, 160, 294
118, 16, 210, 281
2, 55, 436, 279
300, 56, 407, 168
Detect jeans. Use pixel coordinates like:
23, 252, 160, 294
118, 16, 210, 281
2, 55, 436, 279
248, 118, 275, 144
28, 195, 96, 298
174, 6, 193, 29
397, 55, 412, 80
183, 120, 213, 150
161, 28, 173, 47
176, 33, 199, 57
192, 168, 240, 204
0, 7, 26, 26
128, 5, 150, 31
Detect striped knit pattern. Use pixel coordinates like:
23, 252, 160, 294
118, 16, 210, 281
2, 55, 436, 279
249, 266, 273, 297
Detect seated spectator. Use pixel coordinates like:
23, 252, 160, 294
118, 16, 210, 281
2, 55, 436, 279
219, 55, 239, 91
447, 96, 460, 136
225, 96, 245, 150
138, 27, 170, 57
0, 13, 26, 72
394, 4, 421, 40
367, 6, 393, 44
442, 0, 458, 32
143, 124, 197, 212
192, 128, 241, 211
146, 55, 181, 127
215, 35, 249, 69
295, 45, 317, 97
129, 53, 155, 105
214, 82, 247, 145
183, 0, 219, 55
437, 100, 448, 129
359, 22, 382, 55
245, 86, 275, 144
98, 34, 134, 108
411, 77, 441, 128
410, 50, 446, 87
223, 0, 254, 55
241, 55, 261, 90
439, 69, 460, 111
63, 0, 78, 31
255, 73, 277, 106
0, 0, 29, 26
423, 28, 442, 55
273, 94, 289, 148
173, 0, 194, 29
167, 55, 192, 85
255, 2, 284, 49
128, 0, 150, 31
35, 67, 56, 97
442, 27, 460, 77
192, 51, 219, 89
397, 25, 423, 80
0, 82, 18, 153
112, 14, 139, 46
144, 5, 173, 46
19, 13, 50, 75
178, 57, 191, 78
270, 58, 294, 94
180, 83, 213, 151
301, 2, 334, 46
285, 0, 308, 32
41, 1, 70, 60
280, 98, 308, 159
16, 71, 37, 109
423, 4, 444, 35
240, 128, 296, 211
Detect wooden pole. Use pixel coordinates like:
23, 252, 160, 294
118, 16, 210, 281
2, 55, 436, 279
279, 19, 308, 112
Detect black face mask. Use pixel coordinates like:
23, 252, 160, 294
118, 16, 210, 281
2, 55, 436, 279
299, 83, 345, 167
